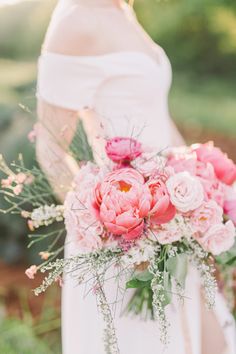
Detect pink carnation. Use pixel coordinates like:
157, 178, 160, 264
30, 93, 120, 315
194, 142, 236, 185
199, 220, 235, 255
105, 137, 142, 163
93, 168, 151, 241
190, 201, 223, 234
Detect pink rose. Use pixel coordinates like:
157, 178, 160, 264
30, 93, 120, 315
200, 178, 226, 207
166, 172, 204, 213
64, 163, 106, 251
167, 157, 197, 176
134, 154, 168, 178
64, 191, 103, 252
147, 179, 176, 224
168, 156, 216, 181
105, 137, 142, 163
190, 201, 223, 234
224, 199, 236, 226
199, 220, 235, 255
25, 265, 37, 279
93, 168, 151, 241
194, 142, 236, 185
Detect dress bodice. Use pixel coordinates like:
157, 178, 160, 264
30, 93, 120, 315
37, 49, 173, 160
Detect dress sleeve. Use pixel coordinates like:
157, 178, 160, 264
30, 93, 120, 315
37, 53, 104, 111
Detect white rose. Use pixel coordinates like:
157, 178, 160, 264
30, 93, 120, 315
166, 172, 204, 213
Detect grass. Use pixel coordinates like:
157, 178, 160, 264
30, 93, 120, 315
170, 71, 236, 136
0, 59, 36, 106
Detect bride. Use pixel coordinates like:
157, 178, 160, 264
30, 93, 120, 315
36, 1, 236, 353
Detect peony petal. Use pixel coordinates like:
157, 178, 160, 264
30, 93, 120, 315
124, 221, 144, 241
115, 211, 141, 229
104, 222, 127, 235
151, 203, 176, 224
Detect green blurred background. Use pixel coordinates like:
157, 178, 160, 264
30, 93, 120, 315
0, 0, 235, 352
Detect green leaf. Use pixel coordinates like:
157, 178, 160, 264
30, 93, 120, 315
126, 279, 151, 289
161, 271, 172, 307
166, 254, 188, 287
135, 270, 153, 282
216, 241, 236, 266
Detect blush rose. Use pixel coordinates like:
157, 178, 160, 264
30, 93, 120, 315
166, 172, 204, 213
199, 220, 235, 255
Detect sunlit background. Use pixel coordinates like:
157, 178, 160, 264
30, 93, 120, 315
0, 0, 235, 353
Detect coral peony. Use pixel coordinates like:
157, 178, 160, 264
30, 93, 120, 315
93, 168, 151, 240
147, 178, 176, 224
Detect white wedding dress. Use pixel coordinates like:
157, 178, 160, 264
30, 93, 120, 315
37, 2, 236, 354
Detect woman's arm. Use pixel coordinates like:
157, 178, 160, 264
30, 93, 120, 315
170, 119, 185, 146
36, 100, 79, 202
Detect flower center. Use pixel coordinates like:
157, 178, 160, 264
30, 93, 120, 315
118, 181, 132, 193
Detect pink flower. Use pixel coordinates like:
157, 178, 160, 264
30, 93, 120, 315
1, 175, 15, 188
190, 201, 223, 234
13, 184, 23, 195
25, 265, 38, 279
167, 157, 197, 176
24, 175, 35, 185
199, 220, 235, 255
55, 276, 64, 287
168, 156, 216, 181
27, 124, 38, 143
149, 215, 185, 245
28, 220, 35, 231
200, 178, 226, 207
93, 168, 151, 241
194, 142, 236, 185
105, 137, 142, 163
224, 199, 236, 225
147, 178, 176, 224
166, 172, 204, 213
64, 190, 103, 252
134, 154, 168, 178
15, 173, 27, 184
39, 251, 51, 260
64, 163, 108, 251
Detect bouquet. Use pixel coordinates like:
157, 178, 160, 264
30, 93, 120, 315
1, 135, 236, 354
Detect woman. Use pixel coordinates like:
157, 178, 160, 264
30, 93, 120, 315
36, 1, 236, 353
